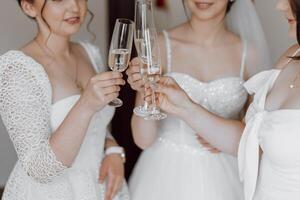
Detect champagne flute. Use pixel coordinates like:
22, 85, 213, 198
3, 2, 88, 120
143, 28, 167, 121
133, 0, 156, 116
108, 18, 134, 107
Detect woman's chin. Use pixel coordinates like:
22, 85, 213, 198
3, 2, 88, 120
61, 28, 82, 37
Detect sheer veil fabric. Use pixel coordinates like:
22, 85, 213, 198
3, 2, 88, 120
226, 0, 272, 77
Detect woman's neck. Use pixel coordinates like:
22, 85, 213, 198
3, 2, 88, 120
186, 14, 228, 46
35, 32, 72, 57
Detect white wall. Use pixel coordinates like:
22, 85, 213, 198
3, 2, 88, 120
153, 0, 187, 31
255, 0, 295, 64
0, 0, 108, 186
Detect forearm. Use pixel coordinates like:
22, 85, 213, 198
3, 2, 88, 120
49, 99, 95, 166
104, 137, 119, 149
131, 92, 158, 149
179, 102, 245, 156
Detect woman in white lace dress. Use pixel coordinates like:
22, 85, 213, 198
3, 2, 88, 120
126, 0, 270, 200
136, 0, 300, 200
0, 1, 129, 200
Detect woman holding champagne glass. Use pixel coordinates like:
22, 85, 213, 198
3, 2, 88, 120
127, 0, 270, 199
132, 0, 167, 120
108, 18, 134, 107
0, 0, 132, 200
147, 0, 300, 199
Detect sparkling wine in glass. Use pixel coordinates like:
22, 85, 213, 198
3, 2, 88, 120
143, 29, 167, 121
108, 49, 131, 72
133, 0, 156, 117
108, 18, 134, 107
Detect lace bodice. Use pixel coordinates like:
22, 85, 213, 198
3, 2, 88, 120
0, 42, 128, 200
0, 50, 67, 184
171, 72, 247, 119
156, 31, 248, 154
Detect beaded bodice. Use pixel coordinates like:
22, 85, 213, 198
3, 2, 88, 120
156, 31, 248, 154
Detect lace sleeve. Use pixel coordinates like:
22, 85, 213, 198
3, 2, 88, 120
0, 52, 67, 184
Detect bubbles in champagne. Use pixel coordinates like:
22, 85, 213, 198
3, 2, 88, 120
140, 63, 161, 83
135, 38, 148, 63
140, 63, 149, 82
109, 49, 131, 72
135, 37, 155, 63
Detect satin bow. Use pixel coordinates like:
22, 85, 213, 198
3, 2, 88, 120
238, 110, 267, 200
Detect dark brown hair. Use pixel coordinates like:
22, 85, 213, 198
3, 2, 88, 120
289, 0, 300, 59
290, 0, 300, 44
16, 0, 96, 42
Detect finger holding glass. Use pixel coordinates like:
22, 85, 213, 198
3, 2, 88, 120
126, 58, 145, 92
143, 28, 167, 121
151, 76, 193, 117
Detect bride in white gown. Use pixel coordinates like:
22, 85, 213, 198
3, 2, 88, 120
140, 1, 300, 199
126, 0, 270, 199
0, 1, 129, 200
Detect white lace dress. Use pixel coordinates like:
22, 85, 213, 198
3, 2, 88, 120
129, 31, 247, 200
0, 42, 129, 200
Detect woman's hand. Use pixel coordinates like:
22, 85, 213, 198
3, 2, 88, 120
79, 71, 125, 113
154, 77, 221, 152
99, 154, 125, 200
126, 57, 145, 93
152, 76, 194, 116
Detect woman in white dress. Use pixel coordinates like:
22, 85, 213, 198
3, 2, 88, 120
126, 0, 270, 199
0, 0, 129, 200
141, 0, 300, 199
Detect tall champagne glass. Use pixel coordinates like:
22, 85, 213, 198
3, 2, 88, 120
108, 18, 134, 107
133, 0, 155, 116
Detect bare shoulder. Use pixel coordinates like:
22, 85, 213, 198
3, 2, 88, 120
19, 41, 53, 65
157, 23, 187, 73
276, 44, 300, 69
160, 23, 191, 44
226, 31, 243, 58
157, 32, 168, 73
227, 31, 242, 44
157, 25, 185, 49
19, 41, 40, 58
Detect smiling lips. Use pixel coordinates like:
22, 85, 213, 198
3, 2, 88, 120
64, 17, 80, 25
195, 1, 214, 9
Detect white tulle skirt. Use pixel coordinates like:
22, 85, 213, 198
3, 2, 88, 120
129, 140, 243, 200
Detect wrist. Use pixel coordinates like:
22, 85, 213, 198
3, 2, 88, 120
177, 100, 198, 120
76, 97, 97, 116
136, 90, 145, 98
105, 146, 126, 163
